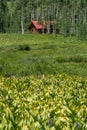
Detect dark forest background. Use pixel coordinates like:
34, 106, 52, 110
0, 0, 87, 39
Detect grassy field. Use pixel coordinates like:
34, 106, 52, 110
0, 34, 87, 129
0, 34, 87, 77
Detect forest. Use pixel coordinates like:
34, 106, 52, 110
0, 0, 87, 39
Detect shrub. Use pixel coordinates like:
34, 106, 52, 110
18, 44, 31, 51
56, 57, 67, 63
69, 55, 87, 63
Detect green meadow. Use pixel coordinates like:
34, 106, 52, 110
0, 34, 87, 129
0, 34, 87, 77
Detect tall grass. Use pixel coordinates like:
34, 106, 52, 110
0, 34, 87, 76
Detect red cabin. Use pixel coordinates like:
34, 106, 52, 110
28, 20, 42, 34
28, 20, 55, 34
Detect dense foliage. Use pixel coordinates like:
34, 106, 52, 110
0, 0, 87, 38
0, 74, 87, 129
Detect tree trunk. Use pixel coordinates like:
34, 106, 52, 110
21, 1, 24, 34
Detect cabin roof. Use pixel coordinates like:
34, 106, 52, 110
29, 20, 43, 29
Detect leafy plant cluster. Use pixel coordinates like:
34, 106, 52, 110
0, 74, 87, 129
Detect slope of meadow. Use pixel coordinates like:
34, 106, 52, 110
0, 34, 87, 129
0, 34, 87, 77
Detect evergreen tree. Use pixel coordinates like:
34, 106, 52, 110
0, 0, 8, 33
